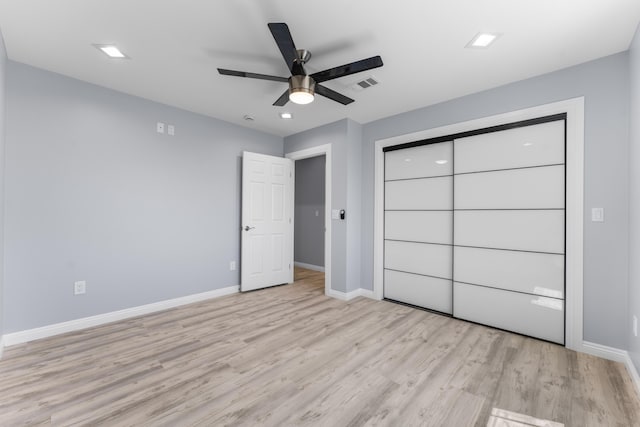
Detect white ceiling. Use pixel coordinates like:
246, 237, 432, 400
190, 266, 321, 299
0, 1, 639, 137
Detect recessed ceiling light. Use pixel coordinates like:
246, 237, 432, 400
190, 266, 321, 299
94, 44, 128, 59
435, 159, 448, 165
243, 115, 255, 121
280, 112, 293, 119
466, 33, 501, 49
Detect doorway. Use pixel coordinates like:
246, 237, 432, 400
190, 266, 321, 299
293, 155, 326, 283
286, 144, 332, 296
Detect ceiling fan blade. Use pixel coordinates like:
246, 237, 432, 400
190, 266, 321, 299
218, 68, 288, 83
315, 84, 354, 105
273, 89, 290, 106
268, 23, 298, 74
311, 56, 383, 83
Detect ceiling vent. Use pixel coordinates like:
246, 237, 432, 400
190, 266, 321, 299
351, 76, 380, 91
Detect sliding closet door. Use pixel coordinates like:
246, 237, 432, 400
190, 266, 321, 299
384, 142, 453, 313
452, 120, 565, 344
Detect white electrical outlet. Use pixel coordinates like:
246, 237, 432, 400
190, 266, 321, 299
74, 280, 86, 295
634, 315, 638, 337
168, 125, 175, 136
157, 122, 165, 133
230, 261, 236, 271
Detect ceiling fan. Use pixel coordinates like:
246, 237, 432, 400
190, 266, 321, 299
217, 23, 383, 106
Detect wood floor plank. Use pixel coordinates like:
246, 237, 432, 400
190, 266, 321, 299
0, 267, 637, 426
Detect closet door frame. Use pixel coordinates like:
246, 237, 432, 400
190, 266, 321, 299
373, 97, 584, 351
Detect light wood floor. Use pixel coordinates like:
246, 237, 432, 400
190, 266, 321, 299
0, 268, 638, 426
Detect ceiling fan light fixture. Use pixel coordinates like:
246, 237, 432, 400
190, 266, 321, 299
289, 75, 315, 105
289, 90, 314, 105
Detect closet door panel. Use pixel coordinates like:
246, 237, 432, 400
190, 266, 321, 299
454, 210, 564, 253
384, 270, 452, 314
385, 211, 452, 244
384, 240, 452, 279
454, 282, 564, 344
385, 142, 453, 180
454, 247, 564, 297
454, 165, 565, 210
385, 177, 452, 210
454, 120, 565, 174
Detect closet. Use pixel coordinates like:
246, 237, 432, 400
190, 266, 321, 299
383, 116, 566, 344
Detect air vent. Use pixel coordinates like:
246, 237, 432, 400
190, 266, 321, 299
351, 76, 380, 91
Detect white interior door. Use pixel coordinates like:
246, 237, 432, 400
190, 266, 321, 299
241, 152, 293, 291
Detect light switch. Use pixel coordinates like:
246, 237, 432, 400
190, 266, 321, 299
157, 122, 165, 133
331, 209, 340, 220
168, 125, 175, 136
591, 207, 604, 222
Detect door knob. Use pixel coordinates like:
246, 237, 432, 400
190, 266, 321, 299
244, 226, 255, 231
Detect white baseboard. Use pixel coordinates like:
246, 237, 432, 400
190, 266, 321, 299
0, 337, 4, 359
294, 262, 325, 272
625, 353, 640, 398
581, 341, 640, 397
358, 289, 376, 299
3, 285, 239, 347
326, 289, 350, 301
580, 341, 628, 362
327, 288, 376, 301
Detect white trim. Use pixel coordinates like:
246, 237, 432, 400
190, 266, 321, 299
285, 144, 332, 299
327, 288, 376, 301
358, 288, 376, 299
626, 355, 640, 398
0, 337, 4, 358
294, 261, 325, 272
581, 340, 629, 362
373, 97, 585, 351
3, 285, 239, 347
581, 341, 640, 397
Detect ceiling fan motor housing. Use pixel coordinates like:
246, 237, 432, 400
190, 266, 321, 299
289, 75, 316, 96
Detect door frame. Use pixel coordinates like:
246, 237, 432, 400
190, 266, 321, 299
373, 97, 584, 351
285, 144, 332, 297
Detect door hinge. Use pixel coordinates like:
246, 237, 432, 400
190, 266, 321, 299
289, 218, 292, 224
289, 263, 292, 270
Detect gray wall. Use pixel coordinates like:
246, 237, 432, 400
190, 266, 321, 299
361, 52, 630, 349
294, 155, 325, 267
628, 23, 640, 372
0, 31, 6, 338
4, 62, 283, 333
345, 121, 363, 292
